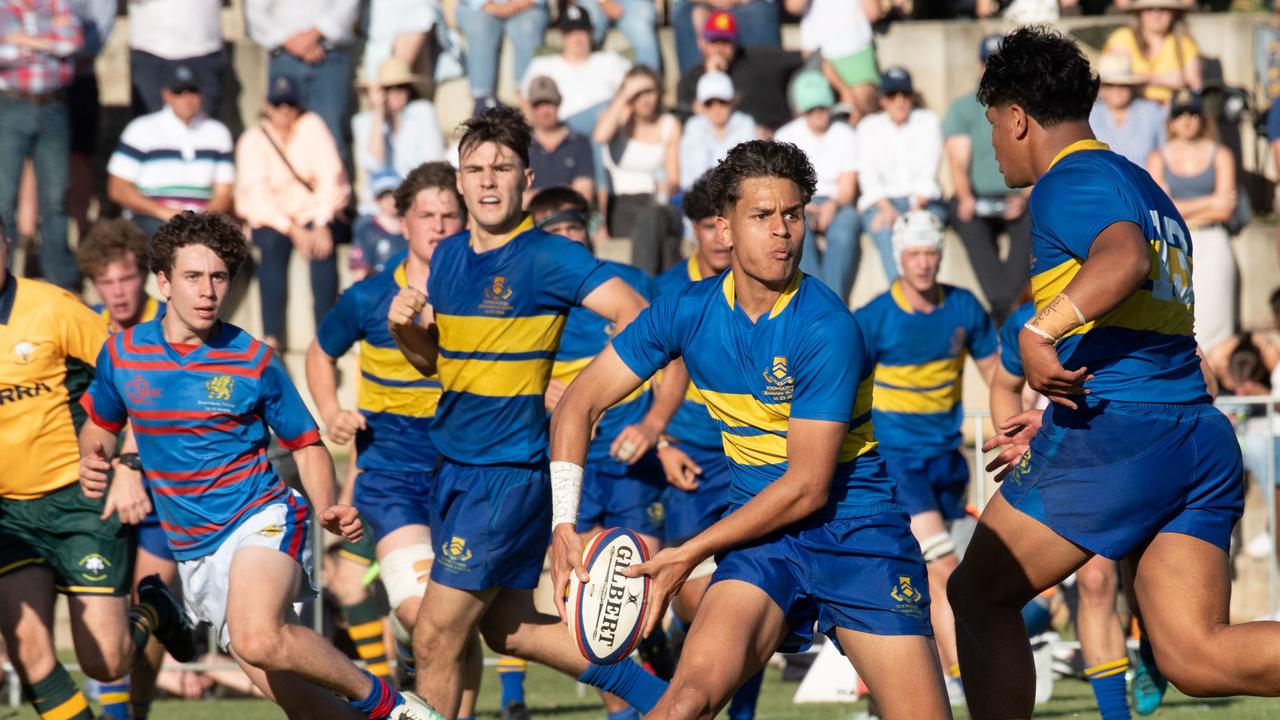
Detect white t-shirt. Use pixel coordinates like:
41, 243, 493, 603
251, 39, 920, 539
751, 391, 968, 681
128, 0, 223, 59
855, 109, 943, 211
774, 116, 858, 199
520, 52, 631, 121
799, 0, 872, 60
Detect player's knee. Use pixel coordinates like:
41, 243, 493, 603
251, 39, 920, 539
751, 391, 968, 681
477, 614, 526, 657
946, 562, 981, 615
1075, 563, 1117, 602
413, 616, 469, 664
78, 643, 131, 681
920, 532, 957, 566
662, 679, 714, 720
229, 623, 287, 671
7, 623, 56, 678
381, 544, 432, 619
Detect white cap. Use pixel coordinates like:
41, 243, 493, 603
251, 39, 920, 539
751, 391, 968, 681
891, 210, 944, 274
696, 72, 735, 104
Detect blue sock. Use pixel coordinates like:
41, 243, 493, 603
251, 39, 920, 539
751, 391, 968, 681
350, 670, 401, 719
98, 681, 130, 719
497, 656, 527, 705
607, 709, 641, 720
396, 638, 415, 672
1021, 596, 1052, 636
578, 661, 668, 713
727, 669, 764, 720
1085, 658, 1131, 720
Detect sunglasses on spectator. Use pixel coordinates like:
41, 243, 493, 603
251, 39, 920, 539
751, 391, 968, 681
703, 98, 731, 107
168, 87, 200, 96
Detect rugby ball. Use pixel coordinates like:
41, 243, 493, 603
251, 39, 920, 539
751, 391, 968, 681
567, 527, 652, 664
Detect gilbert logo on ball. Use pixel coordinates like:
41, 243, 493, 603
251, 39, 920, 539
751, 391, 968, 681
567, 527, 651, 664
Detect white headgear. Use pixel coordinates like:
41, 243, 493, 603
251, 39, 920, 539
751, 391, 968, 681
891, 210, 944, 275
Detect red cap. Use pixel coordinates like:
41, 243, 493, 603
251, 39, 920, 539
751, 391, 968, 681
703, 11, 738, 44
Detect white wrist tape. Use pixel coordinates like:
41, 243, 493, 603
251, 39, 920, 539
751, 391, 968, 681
550, 460, 584, 528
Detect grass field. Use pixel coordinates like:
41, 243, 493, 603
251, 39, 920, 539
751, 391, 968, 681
4, 661, 1275, 719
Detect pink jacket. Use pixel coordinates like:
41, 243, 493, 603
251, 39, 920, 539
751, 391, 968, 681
235, 111, 350, 233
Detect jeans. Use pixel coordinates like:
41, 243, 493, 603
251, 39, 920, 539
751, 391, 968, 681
799, 201, 861, 304
254, 226, 338, 346
269, 48, 353, 165
609, 194, 681, 275
0, 92, 75, 289
672, 0, 781, 74
577, 0, 661, 70
948, 195, 1030, 323
130, 48, 226, 117
455, 3, 549, 99
860, 197, 947, 283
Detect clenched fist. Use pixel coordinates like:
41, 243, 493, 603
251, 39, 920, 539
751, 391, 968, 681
388, 287, 428, 329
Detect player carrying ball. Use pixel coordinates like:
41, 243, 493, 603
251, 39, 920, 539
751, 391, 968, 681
549, 140, 951, 720
950, 26, 1280, 719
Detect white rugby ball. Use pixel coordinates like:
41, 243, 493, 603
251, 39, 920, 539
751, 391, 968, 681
567, 527, 652, 664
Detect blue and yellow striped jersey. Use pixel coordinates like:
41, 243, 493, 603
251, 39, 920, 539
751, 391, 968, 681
427, 217, 615, 465
613, 271, 895, 518
1029, 140, 1206, 404
553, 261, 656, 464
317, 259, 440, 472
855, 281, 996, 455
653, 256, 723, 449
91, 296, 165, 329
999, 301, 1036, 378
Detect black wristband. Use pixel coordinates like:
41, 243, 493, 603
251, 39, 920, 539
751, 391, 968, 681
117, 452, 143, 472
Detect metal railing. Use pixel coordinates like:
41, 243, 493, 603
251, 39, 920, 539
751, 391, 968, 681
6, 396, 1278, 707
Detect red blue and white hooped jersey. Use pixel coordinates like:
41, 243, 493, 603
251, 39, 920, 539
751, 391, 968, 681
82, 320, 321, 561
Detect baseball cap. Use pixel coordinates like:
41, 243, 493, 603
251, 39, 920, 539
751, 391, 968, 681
881, 66, 914, 96
370, 170, 402, 198
791, 70, 834, 114
527, 76, 562, 106
167, 65, 200, 94
1170, 89, 1204, 117
559, 4, 593, 35
703, 11, 738, 44
978, 34, 1003, 63
696, 72, 735, 104
266, 75, 301, 106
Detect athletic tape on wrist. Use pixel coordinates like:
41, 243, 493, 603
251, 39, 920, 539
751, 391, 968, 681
1023, 292, 1086, 344
550, 460, 584, 528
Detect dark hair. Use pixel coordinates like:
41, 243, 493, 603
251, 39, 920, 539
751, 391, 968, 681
683, 173, 717, 221
77, 218, 149, 278
527, 185, 590, 218
705, 140, 816, 215
151, 211, 249, 278
977, 26, 1098, 127
1270, 287, 1280, 320
395, 161, 465, 219
1228, 333, 1270, 390
457, 106, 533, 169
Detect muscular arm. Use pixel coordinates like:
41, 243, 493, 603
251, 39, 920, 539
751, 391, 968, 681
988, 365, 1026, 427
580, 276, 649, 335
551, 346, 649, 468
388, 288, 439, 377
293, 442, 338, 515
305, 339, 367, 443
974, 352, 999, 388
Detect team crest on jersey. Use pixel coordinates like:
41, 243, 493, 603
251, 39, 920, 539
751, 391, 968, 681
646, 501, 665, 526
12, 341, 34, 363
1009, 449, 1033, 486
480, 275, 514, 315
949, 327, 967, 357
78, 553, 111, 582
762, 356, 794, 402
437, 535, 473, 572
889, 575, 924, 617
206, 375, 234, 401
126, 374, 162, 404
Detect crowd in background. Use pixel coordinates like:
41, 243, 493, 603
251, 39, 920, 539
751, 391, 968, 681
1, 1, 1279, 434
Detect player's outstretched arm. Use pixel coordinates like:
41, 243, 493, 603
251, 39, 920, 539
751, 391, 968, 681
548, 345, 649, 621
625, 418, 847, 637
581, 276, 648, 336
1020, 220, 1151, 407
304, 339, 367, 444
294, 442, 363, 542
387, 287, 439, 377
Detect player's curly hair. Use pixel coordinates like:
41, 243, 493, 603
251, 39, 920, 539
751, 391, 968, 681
977, 26, 1098, 127
706, 140, 816, 215
682, 173, 717, 222
77, 218, 149, 278
151, 211, 249, 278
457, 106, 533, 169
394, 161, 466, 219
